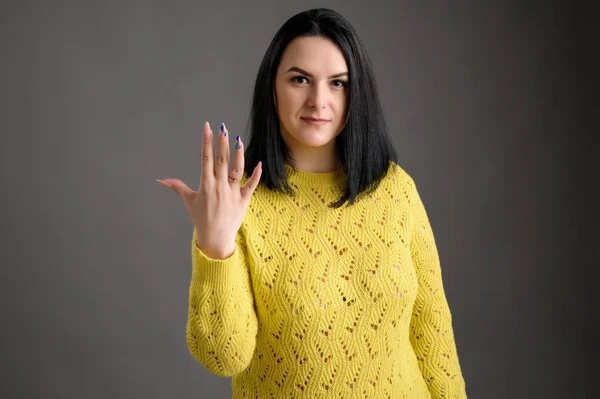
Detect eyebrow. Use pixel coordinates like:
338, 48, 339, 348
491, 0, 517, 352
284, 66, 348, 79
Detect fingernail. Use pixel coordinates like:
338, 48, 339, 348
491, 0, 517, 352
220, 122, 224, 132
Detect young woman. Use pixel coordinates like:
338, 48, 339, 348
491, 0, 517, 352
157, 8, 467, 398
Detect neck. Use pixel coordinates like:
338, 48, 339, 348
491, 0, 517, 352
280, 127, 341, 173
287, 157, 341, 173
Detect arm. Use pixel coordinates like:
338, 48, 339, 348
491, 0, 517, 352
408, 177, 467, 398
186, 226, 258, 376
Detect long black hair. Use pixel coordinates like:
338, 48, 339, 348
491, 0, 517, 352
244, 8, 398, 208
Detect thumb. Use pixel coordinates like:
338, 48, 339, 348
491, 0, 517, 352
157, 178, 195, 203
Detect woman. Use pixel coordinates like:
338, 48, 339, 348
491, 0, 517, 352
157, 8, 467, 398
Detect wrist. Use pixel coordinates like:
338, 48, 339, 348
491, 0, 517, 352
196, 240, 236, 260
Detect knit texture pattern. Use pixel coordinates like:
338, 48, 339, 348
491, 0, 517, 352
186, 161, 467, 398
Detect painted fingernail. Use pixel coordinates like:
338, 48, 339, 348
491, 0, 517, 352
220, 122, 224, 132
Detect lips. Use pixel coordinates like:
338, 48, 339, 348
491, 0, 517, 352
302, 117, 329, 122
301, 117, 330, 126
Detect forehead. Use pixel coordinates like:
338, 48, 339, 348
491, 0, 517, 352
278, 36, 347, 74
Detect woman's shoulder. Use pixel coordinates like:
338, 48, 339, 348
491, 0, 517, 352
385, 160, 416, 189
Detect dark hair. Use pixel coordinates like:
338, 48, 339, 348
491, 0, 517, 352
244, 8, 397, 208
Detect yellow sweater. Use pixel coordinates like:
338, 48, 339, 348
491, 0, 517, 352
186, 161, 467, 398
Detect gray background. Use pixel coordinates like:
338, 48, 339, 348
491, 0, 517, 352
1, 0, 592, 398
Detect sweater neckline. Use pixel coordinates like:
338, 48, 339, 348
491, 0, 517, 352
284, 163, 347, 187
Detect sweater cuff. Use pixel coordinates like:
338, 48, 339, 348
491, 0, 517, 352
191, 234, 247, 289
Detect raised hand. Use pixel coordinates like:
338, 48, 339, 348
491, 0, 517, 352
156, 122, 262, 260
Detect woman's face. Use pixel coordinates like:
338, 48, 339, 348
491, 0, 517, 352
274, 36, 349, 159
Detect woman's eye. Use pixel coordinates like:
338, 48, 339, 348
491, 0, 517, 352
291, 76, 347, 87
292, 76, 308, 84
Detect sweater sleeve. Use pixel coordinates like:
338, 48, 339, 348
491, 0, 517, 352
186, 226, 258, 376
408, 177, 468, 398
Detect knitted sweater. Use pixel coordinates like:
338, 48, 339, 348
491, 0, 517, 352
186, 161, 467, 398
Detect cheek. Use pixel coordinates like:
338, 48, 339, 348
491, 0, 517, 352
339, 91, 349, 106
333, 95, 347, 118
278, 91, 303, 117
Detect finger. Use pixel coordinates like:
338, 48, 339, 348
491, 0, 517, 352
200, 121, 215, 187
214, 122, 230, 182
158, 178, 196, 206
156, 179, 172, 188
228, 135, 244, 186
241, 161, 262, 201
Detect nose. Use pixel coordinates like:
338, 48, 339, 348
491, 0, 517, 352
307, 83, 327, 110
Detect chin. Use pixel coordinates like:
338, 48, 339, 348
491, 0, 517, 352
282, 121, 338, 146
296, 132, 337, 147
